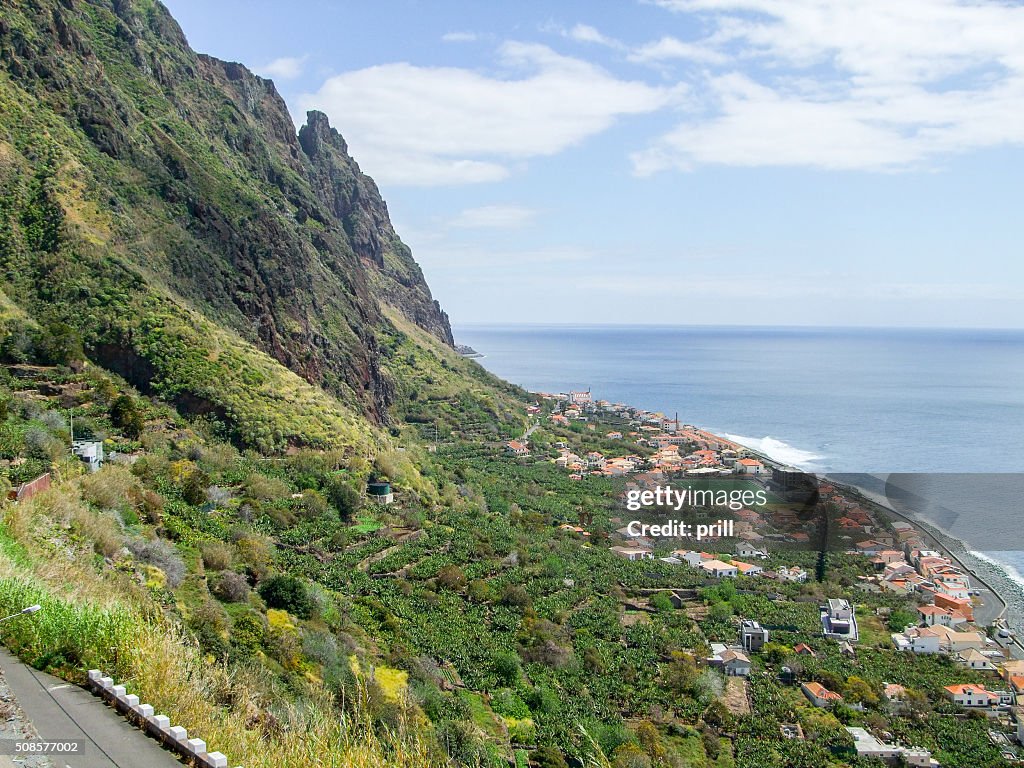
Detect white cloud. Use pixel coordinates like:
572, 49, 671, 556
566, 23, 620, 48
442, 31, 478, 43
256, 56, 308, 81
635, 0, 1024, 173
628, 36, 727, 65
449, 205, 538, 229
299, 42, 680, 185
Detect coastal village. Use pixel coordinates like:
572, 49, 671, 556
505, 389, 1024, 765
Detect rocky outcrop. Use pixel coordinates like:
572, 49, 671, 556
298, 112, 454, 346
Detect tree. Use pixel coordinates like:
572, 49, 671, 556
762, 642, 793, 664
258, 574, 313, 619
708, 601, 733, 623
181, 468, 212, 506
325, 475, 362, 521
36, 321, 83, 366
664, 651, 698, 694
635, 721, 666, 762
887, 608, 916, 632
650, 592, 674, 613
110, 395, 145, 439
499, 583, 531, 609
844, 676, 879, 707
491, 650, 522, 686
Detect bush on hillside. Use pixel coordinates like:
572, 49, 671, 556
258, 574, 313, 619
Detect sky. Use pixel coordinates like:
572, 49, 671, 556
161, 0, 1024, 330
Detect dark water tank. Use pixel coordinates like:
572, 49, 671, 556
367, 481, 391, 496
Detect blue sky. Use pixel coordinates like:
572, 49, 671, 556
162, 0, 1024, 329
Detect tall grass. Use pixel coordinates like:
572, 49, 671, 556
0, 573, 442, 767
0, 498, 446, 768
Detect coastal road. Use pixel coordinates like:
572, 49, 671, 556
972, 585, 1004, 629
0, 648, 183, 768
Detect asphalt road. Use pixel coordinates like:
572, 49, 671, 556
0, 648, 182, 768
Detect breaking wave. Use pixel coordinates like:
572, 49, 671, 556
720, 433, 827, 471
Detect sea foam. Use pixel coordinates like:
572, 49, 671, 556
720, 433, 827, 471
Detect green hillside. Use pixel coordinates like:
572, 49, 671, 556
0, 3, 1006, 768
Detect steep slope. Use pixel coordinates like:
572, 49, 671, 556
0, 0, 452, 441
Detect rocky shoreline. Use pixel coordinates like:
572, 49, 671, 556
832, 477, 1024, 641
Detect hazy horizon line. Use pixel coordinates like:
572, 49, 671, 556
452, 321, 1024, 333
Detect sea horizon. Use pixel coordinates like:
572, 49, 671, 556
456, 322, 1024, 334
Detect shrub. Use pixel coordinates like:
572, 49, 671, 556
530, 746, 568, 768
24, 428, 62, 461
205, 486, 232, 508
229, 611, 265, 656
200, 541, 233, 571
181, 468, 211, 506
436, 565, 466, 592
79, 465, 141, 512
302, 629, 340, 669
295, 488, 328, 520
258, 574, 313, 619
467, 579, 492, 603
243, 473, 291, 503
40, 410, 66, 430
234, 535, 273, 581
499, 584, 530, 609
189, 600, 228, 660
211, 571, 250, 603
649, 592, 674, 613
126, 537, 186, 588
36, 321, 83, 366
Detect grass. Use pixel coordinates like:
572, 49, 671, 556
351, 514, 384, 534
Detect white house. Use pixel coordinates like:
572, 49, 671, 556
918, 604, 968, 628
720, 649, 751, 677
893, 626, 942, 654
72, 440, 104, 472
700, 559, 739, 578
733, 560, 763, 577
735, 457, 765, 475
846, 728, 935, 768
802, 681, 843, 708
822, 598, 859, 642
774, 566, 808, 583
609, 546, 653, 562
930, 625, 987, 653
944, 684, 1001, 708
505, 440, 529, 456
676, 550, 712, 568
957, 648, 997, 672
735, 540, 767, 559
706, 645, 752, 677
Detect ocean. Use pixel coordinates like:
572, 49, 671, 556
455, 324, 1024, 625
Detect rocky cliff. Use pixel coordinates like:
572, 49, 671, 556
0, 0, 452, 432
